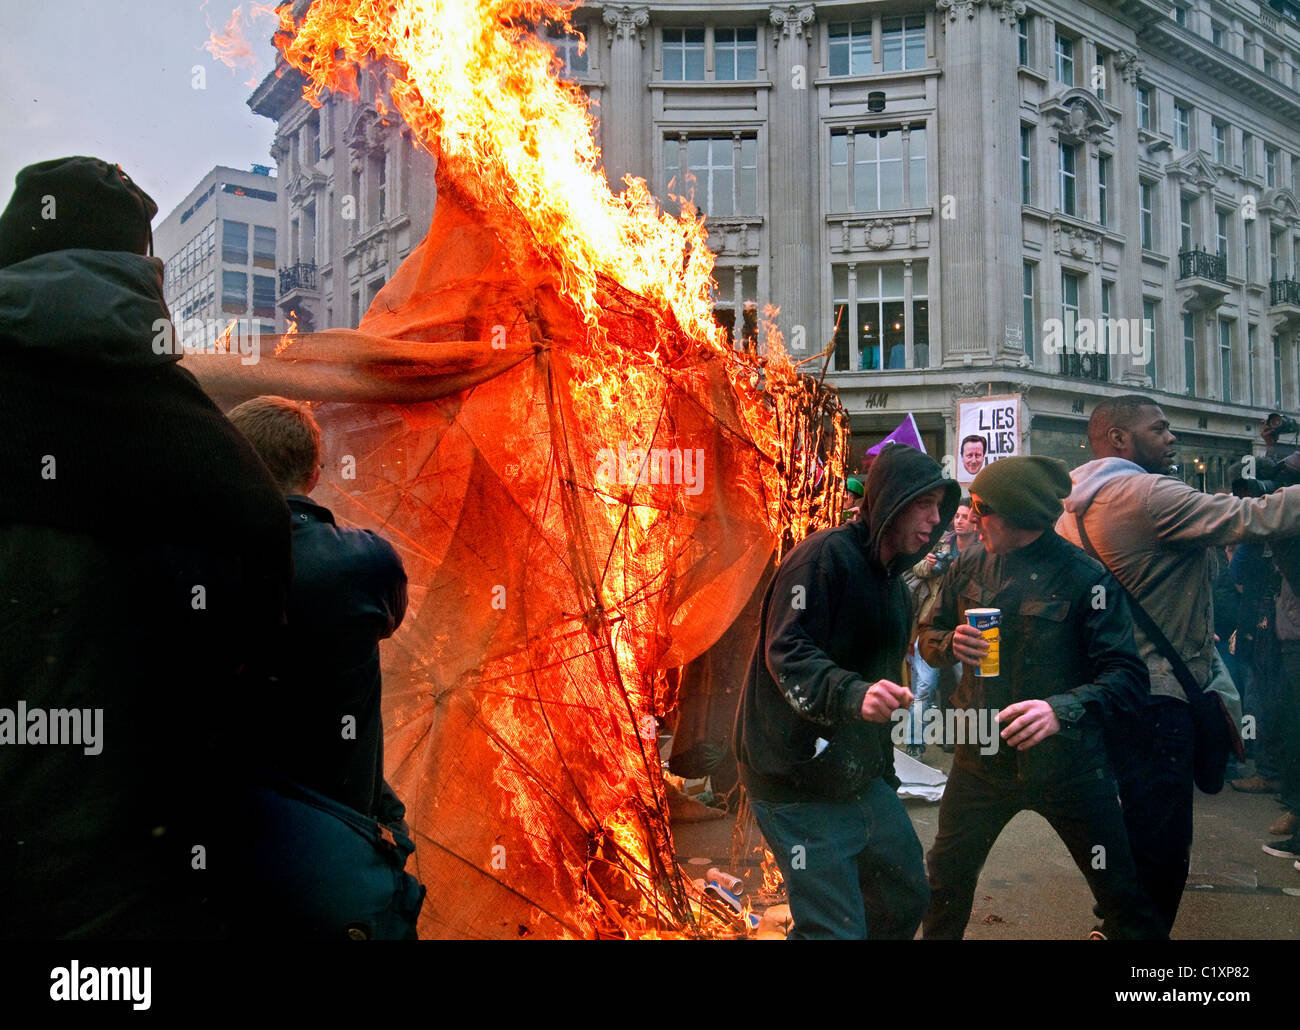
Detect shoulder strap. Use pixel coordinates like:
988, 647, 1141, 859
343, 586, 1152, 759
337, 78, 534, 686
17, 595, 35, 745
1073, 513, 1206, 699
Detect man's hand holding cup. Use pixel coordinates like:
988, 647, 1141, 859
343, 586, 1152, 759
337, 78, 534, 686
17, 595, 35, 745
952, 623, 990, 666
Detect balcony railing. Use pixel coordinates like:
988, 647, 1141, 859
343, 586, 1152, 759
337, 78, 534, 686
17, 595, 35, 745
1059, 351, 1110, 382
279, 262, 318, 293
1271, 277, 1300, 307
1178, 247, 1228, 283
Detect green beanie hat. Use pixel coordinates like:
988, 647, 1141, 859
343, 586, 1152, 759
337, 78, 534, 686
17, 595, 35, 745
845, 477, 864, 497
970, 456, 1072, 530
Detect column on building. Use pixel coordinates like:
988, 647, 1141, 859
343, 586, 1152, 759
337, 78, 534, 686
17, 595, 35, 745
601, 6, 649, 192
767, 4, 818, 350
1113, 48, 1147, 385
935, 0, 1026, 365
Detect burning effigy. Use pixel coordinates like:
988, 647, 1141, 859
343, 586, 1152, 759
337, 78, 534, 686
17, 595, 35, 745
188, 0, 846, 938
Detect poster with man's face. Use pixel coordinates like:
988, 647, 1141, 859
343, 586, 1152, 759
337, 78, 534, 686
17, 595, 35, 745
955, 395, 1023, 484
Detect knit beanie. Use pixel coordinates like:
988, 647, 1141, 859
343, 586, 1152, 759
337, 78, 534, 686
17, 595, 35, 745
0, 156, 157, 269
971, 456, 1072, 530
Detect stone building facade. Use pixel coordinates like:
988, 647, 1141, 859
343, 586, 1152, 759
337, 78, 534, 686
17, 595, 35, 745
250, 0, 1300, 485
248, 58, 437, 339
586, 0, 1300, 485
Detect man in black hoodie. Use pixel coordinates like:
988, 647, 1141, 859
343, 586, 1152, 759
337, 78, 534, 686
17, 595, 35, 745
734, 444, 958, 939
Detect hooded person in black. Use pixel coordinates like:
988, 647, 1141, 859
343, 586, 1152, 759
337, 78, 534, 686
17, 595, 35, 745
734, 443, 958, 939
0, 158, 291, 938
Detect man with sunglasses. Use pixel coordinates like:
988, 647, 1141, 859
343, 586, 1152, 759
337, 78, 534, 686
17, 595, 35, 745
918, 456, 1165, 939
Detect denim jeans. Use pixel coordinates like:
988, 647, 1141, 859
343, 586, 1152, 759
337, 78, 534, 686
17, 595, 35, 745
1106, 696, 1195, 934
750, 778, 929, 940
907, 645, 938, 746
923, 759, 1167, 940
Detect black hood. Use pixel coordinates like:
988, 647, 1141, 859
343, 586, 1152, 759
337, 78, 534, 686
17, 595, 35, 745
858, 444, 959, 571
0, 249, 173, 368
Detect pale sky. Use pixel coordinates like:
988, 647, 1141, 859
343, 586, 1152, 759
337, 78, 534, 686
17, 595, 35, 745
0, 0, 280, 223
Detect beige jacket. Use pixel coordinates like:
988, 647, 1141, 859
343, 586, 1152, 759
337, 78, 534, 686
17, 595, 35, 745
1056, 457, 1300, 701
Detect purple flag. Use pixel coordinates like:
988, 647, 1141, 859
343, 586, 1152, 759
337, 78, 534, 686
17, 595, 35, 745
866, 413, 926, 456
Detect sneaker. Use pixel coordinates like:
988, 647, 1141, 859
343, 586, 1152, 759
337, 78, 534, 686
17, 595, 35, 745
1232, 775, 1282, 793
1269, 811, 1298, 837
1087, 927, 1107, 940
1261, 834, 1300, 859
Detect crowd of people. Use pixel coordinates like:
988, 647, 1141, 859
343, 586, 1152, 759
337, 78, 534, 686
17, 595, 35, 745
6, 155, 1300, 942
735, 396, 1300, 939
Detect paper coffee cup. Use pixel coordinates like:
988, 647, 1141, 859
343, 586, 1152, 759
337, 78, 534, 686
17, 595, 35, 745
965, 607, 1000, 677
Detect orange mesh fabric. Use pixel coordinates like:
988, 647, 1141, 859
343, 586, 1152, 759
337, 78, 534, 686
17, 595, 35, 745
186, 182, 782, 938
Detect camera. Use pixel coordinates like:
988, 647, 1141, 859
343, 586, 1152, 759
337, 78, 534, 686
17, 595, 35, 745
930, 549, 954, 575
1232, 412, 1300, 498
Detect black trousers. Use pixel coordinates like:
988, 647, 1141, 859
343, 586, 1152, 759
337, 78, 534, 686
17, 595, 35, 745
923, 754, 1167, 940
1106, 697, 1195, 934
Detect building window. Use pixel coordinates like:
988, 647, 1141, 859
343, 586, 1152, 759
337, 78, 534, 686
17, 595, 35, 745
1054, 33, 1074, 85
1173, 4, 1187, 27
1140, 181, 1156, 249
1058, 143, 1077, 216
1213, 121, 1228, 164
1173, 103, 1190, 151
1271, 230, 1281, 281
252, 225, 276, 269
1219, 318, 1232, 401
1144, 300, 1158, 385
1020, 126, 1033, 204
829, 125, 925, 212
221, 270, 247, 315
1211, 21, 1225, 48
222, 220, 248, 265
546, 23, 588, 77
715, 27, 757, 80
831, 262, 927, 371
828, 20, 872, 76
663, 134, 758, 216
374, 151, 387, 221
882, 15, 925, 72
1180, 194, 1194, 253
1216, 208, 1229, 262
1264, 53, 1277, 79
1249, 324, 1258, 406
1245, 219, 1256, 282
1097, 154, 1110, 226
1023, 262, 1036, 360
1017, 17, 1029, 65
1243, 132, 1255, 177
1137, 85, 1152, 130
252, 274, 276, 319
1094, 47, 1109, 102
1275, 334, 1284, 407
1183, 312, 1196, 395
1266, 146, 1278, 187
713, 266, 759, 349
1062, 269, 1080, 335
662, 28, 706, 81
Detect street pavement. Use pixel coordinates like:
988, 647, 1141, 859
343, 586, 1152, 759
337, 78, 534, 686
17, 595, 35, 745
674, 752, 1300, 940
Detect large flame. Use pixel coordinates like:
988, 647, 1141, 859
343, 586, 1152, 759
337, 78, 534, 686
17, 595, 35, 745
258, 0, 844, 938
273, 0, 724, 353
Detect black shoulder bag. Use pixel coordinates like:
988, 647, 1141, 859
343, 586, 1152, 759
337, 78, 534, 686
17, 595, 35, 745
1074, 515, 1243, 794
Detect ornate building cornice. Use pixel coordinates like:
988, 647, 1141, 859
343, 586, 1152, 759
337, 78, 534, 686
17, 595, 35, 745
769, 4, 815, 41
1114, 49, 1144, 85
602, 5, 650, 46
